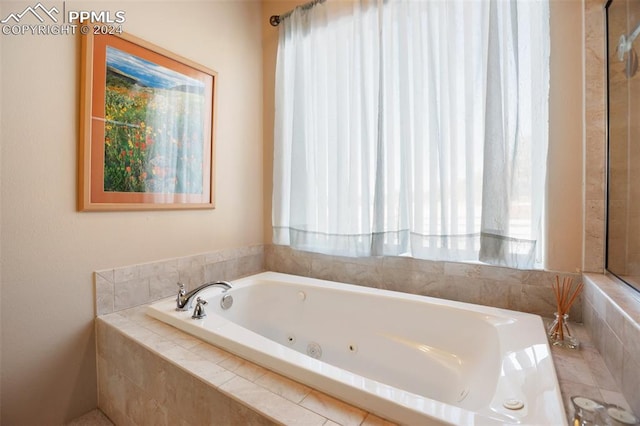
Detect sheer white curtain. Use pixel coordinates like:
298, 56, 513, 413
273, 0, 549, 269
273, 0, 380, 256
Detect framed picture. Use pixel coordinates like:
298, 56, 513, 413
79, 32, 217, 211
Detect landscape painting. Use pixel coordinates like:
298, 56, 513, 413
79, 32, 217, 211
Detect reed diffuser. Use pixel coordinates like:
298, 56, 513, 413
548, 276, 583, 349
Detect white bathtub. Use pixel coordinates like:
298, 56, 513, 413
147, 272, 566, 425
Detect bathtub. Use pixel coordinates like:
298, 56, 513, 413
146, 272, 566, 425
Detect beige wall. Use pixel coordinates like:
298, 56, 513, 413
0, 12, 3, 421
262, 0, 585, 273
583, 0, 607, 273
0, 1, 264, 423
547, 0, 584, 272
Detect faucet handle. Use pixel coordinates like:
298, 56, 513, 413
192, 297, 208, 319
175, 282, 189, 311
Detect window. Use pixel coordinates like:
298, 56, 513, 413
273, 0, 550, 270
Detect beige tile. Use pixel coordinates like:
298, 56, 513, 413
380, 267, 444, 296
622, 351, 640, 416
139, 317, 199, 349
219, 258, 241, 281
99, 395, 131, 426
160, 344, 198, 362
381, 255, 443, 274
113, 265, 141, 283
159, 357, 204, 417
96, 274, 115, 316
190, 341, 233, 364
177, 256, 206, 289
139, 259, 177, 279
310, 256, 382, 288
204, 249, 225, 264
173, 333, 204, 350
120, 336, 153, 389
255, 371, 312, 403
300, 390, 367, 426
474, 279, 512, 309
552, 348, 597, 387
124, 380, 166, 426
149, 271, 180, 301
140, 354, 173, 408
583, 201, 606, 274
518, 284, 557, 318
622, 316, 640, 367
100, 362, 131, 424
507, 283, 524, 312
118, 305, 151, 323
478, 264, 527, 285
96, 269, 115, 283
572, 323, 595, 349
581, 346, 618, 392
266, 245, 312, 276
603, 327, 625, 387
204, 260, 226, 283
114, 278, 150, 311
221, 376, 327, 425
219, 354, 268, 382
98, 313, 133, 330
247, 244, 266, 257
73, 410, 112, 426
589, 288, 607, 320
137, 398, 168, 426
361, 413, 398, 426
140, 316, 180, 335
161, 346, 235, 387
239, 253, 266, 277
600, 389, 633, 413
522, 270, 579, 288
434, 276, 510, 310
591, 310, 607, 356
443, 262, 481, 278
558, 378, 603, 422
165, 412, 193, 426
118, 321, 157, 344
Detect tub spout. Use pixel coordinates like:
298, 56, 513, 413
176, 280, 232, 311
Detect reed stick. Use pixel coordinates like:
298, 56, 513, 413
549, 276, 583, 342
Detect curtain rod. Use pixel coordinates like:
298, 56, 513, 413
269, 0, 327, 26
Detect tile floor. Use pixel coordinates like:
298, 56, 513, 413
65, 409, 113, 426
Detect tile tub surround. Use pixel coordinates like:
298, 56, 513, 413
265, 245, 583, 321
97, 306, 395, 426
97, 304, 632, 425
551, 323, 633, 422
582, 273, 640, 416
95, 243, 583, 321
95, 245, 265, 316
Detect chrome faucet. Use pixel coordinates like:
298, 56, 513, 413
176, 280, 232, 311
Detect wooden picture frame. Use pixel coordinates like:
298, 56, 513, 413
79, 32, 216, 211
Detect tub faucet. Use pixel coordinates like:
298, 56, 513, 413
176, 280, 232, 311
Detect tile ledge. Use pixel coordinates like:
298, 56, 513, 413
583, 273, 640, 326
